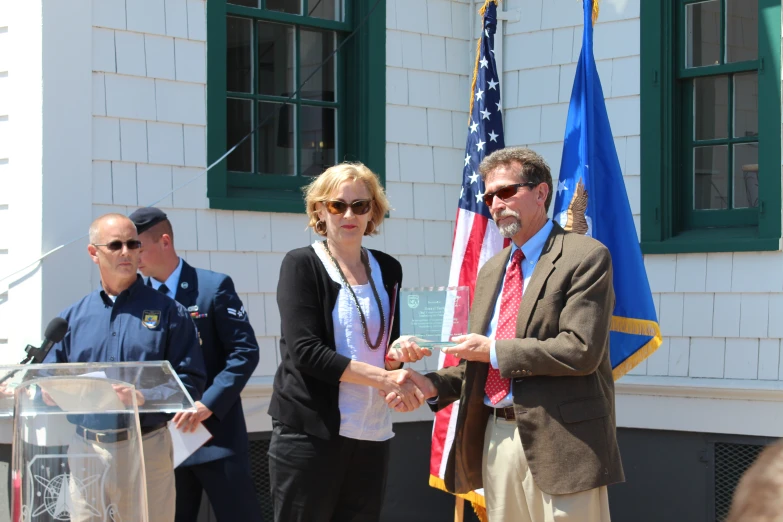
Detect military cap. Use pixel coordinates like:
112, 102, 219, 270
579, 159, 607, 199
129, 207, 168, 235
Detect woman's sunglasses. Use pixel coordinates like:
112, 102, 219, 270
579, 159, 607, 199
323, 199, 373, 216
482, 182, 538, 207
92, 240, 143, 251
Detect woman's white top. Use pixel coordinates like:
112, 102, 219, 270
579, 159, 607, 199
313, 241, 393, 442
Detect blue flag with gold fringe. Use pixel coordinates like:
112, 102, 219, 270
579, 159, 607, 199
552, 0, 662, 379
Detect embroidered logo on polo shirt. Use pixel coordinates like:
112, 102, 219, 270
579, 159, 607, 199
142, 311, 161, 329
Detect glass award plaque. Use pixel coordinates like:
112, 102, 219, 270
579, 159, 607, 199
395, 286, 470, 350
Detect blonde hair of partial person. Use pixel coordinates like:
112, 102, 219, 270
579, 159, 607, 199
304, 162, 391, 237
726, 439, 783, 522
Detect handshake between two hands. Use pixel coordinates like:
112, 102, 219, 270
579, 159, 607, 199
379, 333, 492, 413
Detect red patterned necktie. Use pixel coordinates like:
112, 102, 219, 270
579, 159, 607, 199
485, 249, 524, 405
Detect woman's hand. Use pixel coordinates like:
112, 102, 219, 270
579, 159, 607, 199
380, 369, 425, 412
380, 368, 439, 412
386, 336, 433, 364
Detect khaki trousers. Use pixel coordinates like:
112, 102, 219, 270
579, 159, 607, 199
482, 418, 611, 522
68, 426, 175, 522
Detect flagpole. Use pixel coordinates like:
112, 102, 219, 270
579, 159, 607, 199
433, 0, 500, 520
454, 497, 465, 522
456, 3, 499, 522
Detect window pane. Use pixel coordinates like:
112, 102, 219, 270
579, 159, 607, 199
727, 0, 758, 63
267, 0, 301, 15
733, 143, 759, 208
308, 0, 343, 21
227, 17, 252, 93
227, 99, 253, 172
734, 72, 758, 138
686, 0, 721, 68
694, 76, 728, 140
257, 22, 294, 98
300, 30, 335, 101
228, 0, 258, 6
258, 102, 295, 175
300, 106, 336, 177
694, 145, 729, 210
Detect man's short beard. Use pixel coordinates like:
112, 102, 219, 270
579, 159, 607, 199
494, 209, 521, 238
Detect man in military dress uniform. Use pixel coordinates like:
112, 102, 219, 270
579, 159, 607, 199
130, 207, 263, 522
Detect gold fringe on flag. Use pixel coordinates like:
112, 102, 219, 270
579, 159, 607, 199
592, 0, 600, 25
610, 316, 663, 381
429, 475, 489, 522
468, 0, 500, 120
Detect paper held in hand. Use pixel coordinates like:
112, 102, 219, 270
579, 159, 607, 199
393, 287, 470, 350
169, 421, 212, 468
38, 375, 126, 413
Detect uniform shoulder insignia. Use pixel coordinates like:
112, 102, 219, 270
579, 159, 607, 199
227, 306, 246, 318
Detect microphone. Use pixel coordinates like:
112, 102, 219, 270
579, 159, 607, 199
0, 317, 69, 388
24, 317, 69, 364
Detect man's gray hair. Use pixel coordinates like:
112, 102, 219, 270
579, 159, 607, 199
478, 147, 554, 211
89, 213, 132, 244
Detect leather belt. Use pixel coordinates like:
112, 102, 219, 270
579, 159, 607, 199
76, 422, 167, 443
492, 406, 516, 421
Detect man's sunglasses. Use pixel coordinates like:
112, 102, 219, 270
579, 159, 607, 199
482, 182, 538, 207
323, 199, 373, 216
92, 240, 143, 251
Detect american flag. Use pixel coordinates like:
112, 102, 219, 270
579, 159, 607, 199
428, 1, 505, 512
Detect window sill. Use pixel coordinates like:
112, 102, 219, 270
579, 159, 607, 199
641, 227, 780, 254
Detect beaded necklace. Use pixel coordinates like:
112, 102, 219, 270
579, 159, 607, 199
322, 240, 386, 350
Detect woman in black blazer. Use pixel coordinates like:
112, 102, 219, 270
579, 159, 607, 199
268, 162, 430, 522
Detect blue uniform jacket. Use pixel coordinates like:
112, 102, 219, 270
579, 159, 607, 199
168, 261, 260, 466
45, 276, 207, 427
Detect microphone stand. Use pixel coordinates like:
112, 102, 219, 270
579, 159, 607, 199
0, 344, 48, 388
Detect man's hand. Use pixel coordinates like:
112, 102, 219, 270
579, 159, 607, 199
173, 401, 213, 433
379, 369, 426, 412
0, 383, 13, 399
41, 389, 56, 406
112, 384, 146, 407
387, 336, 433, 363
441, 334, 492, 363
381, 369, 437, 412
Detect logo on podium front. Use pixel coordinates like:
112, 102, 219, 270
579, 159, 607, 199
26, 454, 115, 522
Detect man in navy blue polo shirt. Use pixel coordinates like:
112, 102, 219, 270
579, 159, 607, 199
130, 207, 262, 522
45, 213, 206, 522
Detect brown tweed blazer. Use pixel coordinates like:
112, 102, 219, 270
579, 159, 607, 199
426, 222, 625, 496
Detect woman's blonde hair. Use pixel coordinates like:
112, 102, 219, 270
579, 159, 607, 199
304, 162, 391, 237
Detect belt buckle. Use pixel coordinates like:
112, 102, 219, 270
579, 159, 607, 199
94, 431, 109, 443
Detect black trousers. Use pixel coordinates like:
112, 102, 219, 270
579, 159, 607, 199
268, 420, 391, 522
174, 453, 263, 522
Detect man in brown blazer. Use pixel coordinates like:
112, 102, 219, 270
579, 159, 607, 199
389, 147, 624, 522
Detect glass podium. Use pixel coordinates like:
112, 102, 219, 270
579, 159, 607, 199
0, 361, 195, 522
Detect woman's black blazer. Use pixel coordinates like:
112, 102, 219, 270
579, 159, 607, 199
268, 245, 403, 440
